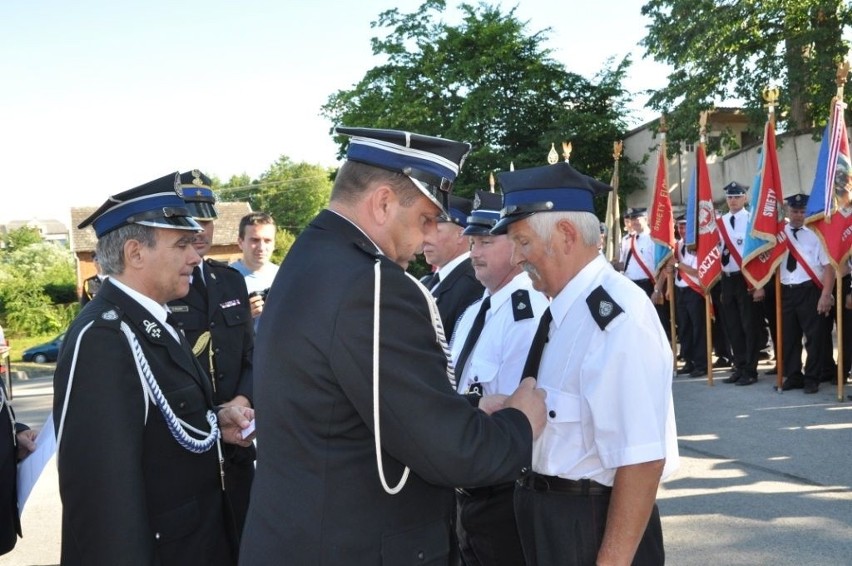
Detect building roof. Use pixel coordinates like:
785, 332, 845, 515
69, 201, 253, 253
1, 218, 69, 236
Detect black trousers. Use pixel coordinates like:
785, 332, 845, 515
514, 485, 664, 566
675, 286, 707, 369
720, 272, 761, 378
631, 278, 671, 341
781, 282, 833, 383
710, 283, 733, 361
457, 486, 525, 566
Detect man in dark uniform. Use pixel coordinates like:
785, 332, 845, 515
168, 169, 255, 539
79, 253, 105, 306
0, 378, 36, 557
53, 172, 255, 566
778, 193, 836, 393
422, 195, 484, 339
240, 127, 546, 565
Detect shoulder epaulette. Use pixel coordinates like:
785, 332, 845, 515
585, 285, 624, 330
91, 306, 123, 329
511, 289, 535, 321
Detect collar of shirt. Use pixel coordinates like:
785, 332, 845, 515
550, 255, 607, 332
109, 277, 180, 341
436, 252, 471, 282
485, 271, 534, 317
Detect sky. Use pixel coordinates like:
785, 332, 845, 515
0, 0, 669, 225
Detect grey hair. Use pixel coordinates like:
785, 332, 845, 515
527, 211, 601, 247
95, 224, 158, 276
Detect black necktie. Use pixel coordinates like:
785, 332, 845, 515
520, 307, 553, 381
455, 297, 491, 382
721, 215, 736, 267
786, 228, 801, 271
192, 265, 206, 294
730, 215, 736, 230
427, 272, 441, 291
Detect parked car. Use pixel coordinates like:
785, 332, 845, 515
22, 333, 65, 363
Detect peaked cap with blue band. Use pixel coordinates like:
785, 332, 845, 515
441, 195, 473, 227
624, 207, 647, 219
491, 162, 612, 235
335, 126, 471, 212
723, 181, 748, 196
78, 172, 202, 238
179, 169, 218, 221
463, 190, 503, 236
784, 193, 808, 208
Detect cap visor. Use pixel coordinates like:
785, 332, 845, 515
185, 202, 218, 221
490, 212, 534, 235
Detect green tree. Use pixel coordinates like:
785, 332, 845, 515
641, 0, 852, 145
321, 0, 641, 198
0, 242, 77, 335
2, 226, 42, 251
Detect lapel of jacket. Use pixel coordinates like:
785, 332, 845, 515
432, 260, 468, 299
99, 281, 212, 397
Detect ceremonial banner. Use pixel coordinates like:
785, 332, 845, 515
804, 99, 852, 269
687, 143, 722, 291
649, 141, 674, 275
604, 142, 623, 262
742, 120, 786, 288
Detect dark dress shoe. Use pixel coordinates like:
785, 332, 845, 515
736, 375, 758, 386
714, 357, 732, 368
764, 366, 778, 376
781, 379, 803, 391
803, 382, 819, 394
677, 364, 695, 375
723, 372, 741, 384
689, 369, 708, 378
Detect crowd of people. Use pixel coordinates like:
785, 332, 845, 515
8, 120, 846, 565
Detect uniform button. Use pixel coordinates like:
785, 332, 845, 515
548, 410, 556, 418
179, 401, 186, 409
155, 532, 160, 540
417, 551, 424, 561
218, 373, 225, 380
210, 322, 216, 328
215, 347, 221, 354
521, 467, 529, 474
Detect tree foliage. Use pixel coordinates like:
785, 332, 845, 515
0, 240, 77, 335
321, 0, 643, 199
641, 0, 852, 145
220, 158, 332, 238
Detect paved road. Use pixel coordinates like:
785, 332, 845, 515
1, 360, 851, 565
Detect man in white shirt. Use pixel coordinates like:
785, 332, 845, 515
717, 182, 764, 386
450, 190, 549, 565
491, 161, 678, 566
779, 194, 836, 393
231, 212, 279, 324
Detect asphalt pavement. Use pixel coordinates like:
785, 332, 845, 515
1, 359, 851, 565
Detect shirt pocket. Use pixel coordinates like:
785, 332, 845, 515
538, 387, 584, 463
221, 301, 250, 327
162, 383, 208, 419
463, 359, 499, 394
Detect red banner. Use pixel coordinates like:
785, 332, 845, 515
693, 144, 722, 291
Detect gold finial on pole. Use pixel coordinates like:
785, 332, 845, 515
510, 161, 515, 172
489, 171, 495, 193
763, 86, 780, 125
699, 110, 709, 145
547, 143, 559, 164
613, 140, 623, 161
562, 141, 572, 163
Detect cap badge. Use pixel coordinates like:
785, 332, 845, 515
101, 309, 119, 321
191, 169, 204, 186
143, 320, 162, 339
473, 193, 481, 209
599, 301, 613, 318
173, 172, 184, 197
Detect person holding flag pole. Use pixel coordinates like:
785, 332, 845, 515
684, 111, 723, 385
740, 87, 789, 391
803, 60, 852, 401
647, 117, 677, 362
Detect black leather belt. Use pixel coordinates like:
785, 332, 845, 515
782, 280, 814, 289
456, 482, 515, 499
517, 473, 612, 496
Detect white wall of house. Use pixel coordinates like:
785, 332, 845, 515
623, 126, 847, 212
